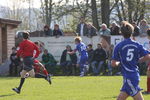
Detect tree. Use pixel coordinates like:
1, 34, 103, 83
91, 0, 99, 30
40, 0, 53, 25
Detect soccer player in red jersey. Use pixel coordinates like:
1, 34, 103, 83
12, 32, 51, 94
143, 29, 150, 94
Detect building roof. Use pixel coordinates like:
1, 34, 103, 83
0, 18, 21, 27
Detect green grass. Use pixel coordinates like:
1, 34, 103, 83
0, 76, 149, 100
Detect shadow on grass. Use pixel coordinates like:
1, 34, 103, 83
0, 93, 15, 98
102, 96, 117, 99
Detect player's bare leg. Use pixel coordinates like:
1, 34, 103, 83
133, 92, 144, 100
117, 92, 129, 100
142, 69, 150, 94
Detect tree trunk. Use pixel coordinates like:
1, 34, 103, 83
48, 0, 52, 26
101, 0, 110, 27
91, 0, 99, 30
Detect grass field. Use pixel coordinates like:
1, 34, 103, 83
0, 76, 149, 100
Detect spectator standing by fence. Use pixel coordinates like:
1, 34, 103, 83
86, 23, 97, 37
99, 24, 111, 36
132, 22, 140, 37
139, 19, 149, 36
110, 22, 120, 35
53, 24, 64, 37
76, 17, 88, 36
44, 25, 53, 36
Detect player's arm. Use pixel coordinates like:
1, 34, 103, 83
34, 44, 40, 58
111, 60, 120, 67
111, 44, 120, 67
67, 49, 77, 55
17, 43, 23, 57
139, 54, 150, 63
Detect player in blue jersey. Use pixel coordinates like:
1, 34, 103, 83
111, 21, 150, 100
68, 37, 88, 77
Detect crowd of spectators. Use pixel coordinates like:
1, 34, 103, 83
10, 18, 149, 76
43, 17, 149, 37
9, 43, 118, 76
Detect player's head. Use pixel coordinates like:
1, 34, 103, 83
66, 45, 71, 51
120, 21, 134, 39
12, 47, 16, 53
22, 32, 29, 39
147, 28, 150, 39
74, 37, 82, 44
34, 41, 39, 46
97, 43, 102, 49
87, 44, 93, 49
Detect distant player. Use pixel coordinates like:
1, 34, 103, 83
111, 21, 150, 100
68, 37, 88, 77
12, 32, 51, 94
143, 29, 150, 94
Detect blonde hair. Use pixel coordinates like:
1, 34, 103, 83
74, 36, 82, 42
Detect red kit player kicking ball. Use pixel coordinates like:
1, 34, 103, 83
12, 32, 51, 94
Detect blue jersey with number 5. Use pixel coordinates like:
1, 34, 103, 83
76, 42, 88, 58
112, 38, 148, 78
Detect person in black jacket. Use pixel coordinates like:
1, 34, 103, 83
9, 47, 20, 76
132, 22, 140, 37
110, 22, 120, 35
60, 45, 77, 75
91, 43, 107, 75
53, 24, 63, 37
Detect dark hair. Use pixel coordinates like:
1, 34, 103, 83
121, 21, 134, 38
97, 43, 102, 46
34, 42, 39, 45
23, 32, 29, 39
88, 44, 92, 48
147, 28, 150, 36
12, 47, 16, 50
54, 24, 59, 27
44, 25, 50, 30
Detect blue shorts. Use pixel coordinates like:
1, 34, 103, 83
79, 56, 88, 66
121, 77, 141, 97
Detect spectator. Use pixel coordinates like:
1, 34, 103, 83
86, 23, 97, 37
132, 22, 140, 37
107, 45, 114, 75
91, 43, 107, 75
53, 24, 64, 37
139, 19, 149, 36
110, 22, 120, 35
87, 44, 94, 73
76, 17, 88, 36
42, 49, 57, 74
60, 45, 77, 76
44, 25, 53, 36
9, 47, 20, 76
99, 24, 111, 36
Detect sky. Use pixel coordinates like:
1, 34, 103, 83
0, 0, 43, 8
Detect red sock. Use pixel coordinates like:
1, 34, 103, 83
43, 69, 48, 76
147, 77, 150, 92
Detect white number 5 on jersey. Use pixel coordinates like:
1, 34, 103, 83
126, 49, 134, 61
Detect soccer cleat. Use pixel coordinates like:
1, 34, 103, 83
142, 91, 150, 95
46, 75, 52, 85
80, 72, 84, 77
12, 87, 20, 94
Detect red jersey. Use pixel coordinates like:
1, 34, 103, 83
17, 40, 40, 58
